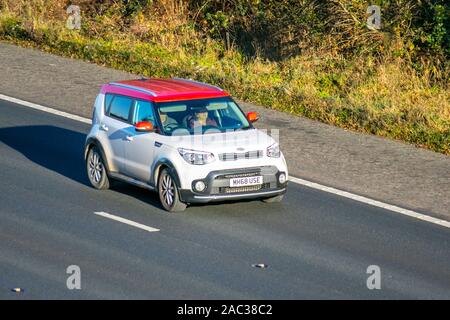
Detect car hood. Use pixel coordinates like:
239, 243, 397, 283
164, 129, 277, 154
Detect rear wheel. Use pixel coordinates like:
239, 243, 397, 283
262, 194, 284, 203
158, 168, 187, 212
87, 146, 110, 190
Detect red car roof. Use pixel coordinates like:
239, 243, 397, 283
101, 78, 229, 102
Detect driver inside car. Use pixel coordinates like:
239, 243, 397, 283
159, 111, 178, 129
187, 108, 217, 129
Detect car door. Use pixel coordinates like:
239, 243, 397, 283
101, 95, 134, 173
122, 99, 157, 183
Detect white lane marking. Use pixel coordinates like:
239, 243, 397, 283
94, 211, 160, 232
0, 94, 91, 124
0, 93, 448, 229
289, 177, 450, 228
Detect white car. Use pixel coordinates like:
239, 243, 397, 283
84, 78, 288, 212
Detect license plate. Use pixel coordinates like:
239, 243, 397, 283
229, 176, 263, 187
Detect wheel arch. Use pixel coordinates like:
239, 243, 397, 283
152, 159, 181, 189
84, 138, 112, 175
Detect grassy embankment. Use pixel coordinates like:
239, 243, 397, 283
0, 0, 448, 154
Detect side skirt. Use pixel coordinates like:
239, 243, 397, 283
109, 172, 156, 191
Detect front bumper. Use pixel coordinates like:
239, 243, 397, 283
179, 166, 287, 203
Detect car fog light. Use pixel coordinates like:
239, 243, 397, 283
194, 181, 206, 192
279, 173, 287, 184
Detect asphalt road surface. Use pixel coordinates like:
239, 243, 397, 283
0, 99, 449, 299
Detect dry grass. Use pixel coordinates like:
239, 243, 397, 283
0, 0, 448, 154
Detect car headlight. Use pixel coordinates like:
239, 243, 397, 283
267, 143, 281, 158
178, 148, 215, 165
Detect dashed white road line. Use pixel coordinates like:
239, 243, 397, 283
94, 211, 160, 232
1, 93, 449, 229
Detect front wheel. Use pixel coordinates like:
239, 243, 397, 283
262, 194, 284, 203
158, 168, 187, 212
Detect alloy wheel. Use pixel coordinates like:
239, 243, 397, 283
161, 174, 175, 208
89, 150, 103, 184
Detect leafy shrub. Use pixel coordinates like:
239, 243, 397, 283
0, 0, 448, 154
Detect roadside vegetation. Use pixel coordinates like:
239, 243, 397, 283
0, 0, 448, 154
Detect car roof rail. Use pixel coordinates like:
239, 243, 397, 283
172, 77, 224, 91
109, 82, 157, 97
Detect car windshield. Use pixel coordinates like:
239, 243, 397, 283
155, 97, 252, 135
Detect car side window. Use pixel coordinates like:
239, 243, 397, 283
133, 100, 154, 124
108, 95, 133, 122
104, 93, 114, 114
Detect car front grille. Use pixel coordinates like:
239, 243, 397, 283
219, 150, 263, 161
219, 183, 270, 194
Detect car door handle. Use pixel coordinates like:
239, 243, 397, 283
125, 135, 134, 142
100, 124, 109, 132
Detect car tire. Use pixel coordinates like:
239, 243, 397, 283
158, 168, 187, 212
262, 194, 284, 203
86, 146, 110, 190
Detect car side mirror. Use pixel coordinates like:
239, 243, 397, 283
246, 111, 259, 123
135, 121, 154, 132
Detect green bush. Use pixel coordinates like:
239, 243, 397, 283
0, 0, 448, 154
0, 16, 28, 40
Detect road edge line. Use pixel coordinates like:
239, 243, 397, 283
0, 94, 91, 124
289, 177, 450, 228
